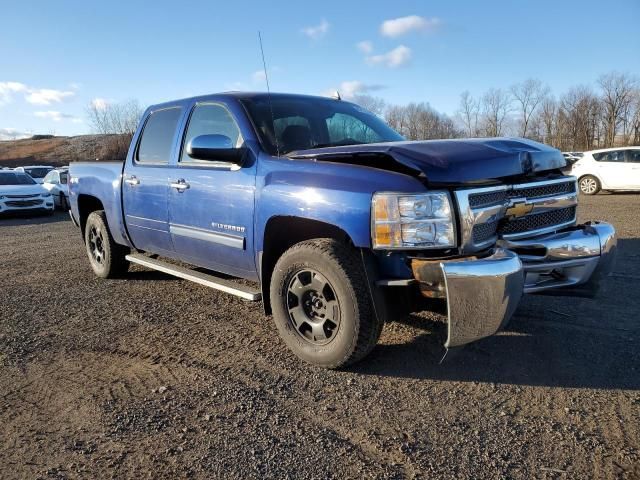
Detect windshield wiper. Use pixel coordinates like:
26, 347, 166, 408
310, 139, 365, 149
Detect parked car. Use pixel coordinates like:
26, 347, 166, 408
0, 170, 55, 215
68, 92, 616, 368
564, 147, 640, 194
562, 152, 583, 165
14, 165, 54, 184
42, 167, 70, 210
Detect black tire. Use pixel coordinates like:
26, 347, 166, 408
59, 193, 68, 211
270, 238, 383, 368
579, 175, 600, 195
84, 210, 129, 278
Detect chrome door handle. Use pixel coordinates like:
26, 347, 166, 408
124, 176, 140, 186
170, 179, 190, 192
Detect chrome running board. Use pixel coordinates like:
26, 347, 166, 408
125, 253, 261, 301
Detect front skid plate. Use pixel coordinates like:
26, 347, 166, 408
441, 249, 524, 348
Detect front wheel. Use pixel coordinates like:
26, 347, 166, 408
58, 193, 68, 210
579, 175, 600, 195
84, 211, 129, 278
270, 239, 383, 368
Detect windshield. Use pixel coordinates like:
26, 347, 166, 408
0, 172, 37, 185
241, 96, 404, 155
25, 167, 53, 178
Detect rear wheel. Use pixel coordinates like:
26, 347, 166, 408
270, 238, 383, 368
84, 211, 129, 278
579, 175, 600, 195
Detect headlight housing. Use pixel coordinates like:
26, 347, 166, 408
372, 192, 456, 249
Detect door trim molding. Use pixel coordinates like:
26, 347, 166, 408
170, 223, 245, 250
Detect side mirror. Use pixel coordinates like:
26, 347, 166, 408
187, 134, 245, 164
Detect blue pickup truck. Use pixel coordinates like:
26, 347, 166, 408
68, 92, 616, 368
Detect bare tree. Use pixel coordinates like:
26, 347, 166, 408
385, 105, 407, 135
598, 72, 638, 147
537, 97, 558, 146
481, 88, 511, 137
559, 86, 601, 151
383, 102, 460, 140
510, 78, 549, 138
631, 89, 640, 145
457, 91, 480, 137
86, 99, 144, 160
351, 95, 386, 116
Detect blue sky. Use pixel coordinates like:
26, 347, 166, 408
1, 0, 638, 138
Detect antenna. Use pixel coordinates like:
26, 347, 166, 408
258, 31, 280, 157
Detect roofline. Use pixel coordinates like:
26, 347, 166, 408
146, 91, 344, 110
584, 146, 640, 153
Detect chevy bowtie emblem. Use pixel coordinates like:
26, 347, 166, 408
505, 201, 533, 218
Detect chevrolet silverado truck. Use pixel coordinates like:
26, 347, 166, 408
68, 92, 616, 368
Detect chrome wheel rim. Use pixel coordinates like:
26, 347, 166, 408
88, 225, 106, 265
286, 269, 340, 346
580, 178, 597, 194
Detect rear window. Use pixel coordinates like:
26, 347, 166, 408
137, 107, 182, 164
25, 167, 52, 178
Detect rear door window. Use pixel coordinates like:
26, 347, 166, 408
593, 150, 625, 163
137, 107, 182, 164
625, 149, 640, 163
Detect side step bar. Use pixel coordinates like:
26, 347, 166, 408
125, 253, 261, 301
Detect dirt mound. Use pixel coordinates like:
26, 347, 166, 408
0, 134, 129, 168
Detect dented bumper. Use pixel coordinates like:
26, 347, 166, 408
409, 222, 616, 348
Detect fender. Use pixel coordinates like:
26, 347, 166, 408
254, 153, 426, 256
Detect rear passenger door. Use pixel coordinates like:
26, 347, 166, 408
594, 150, 629, 189
168, 102, 257, 278
122, 107, 182, 256
624, 149, 640, 190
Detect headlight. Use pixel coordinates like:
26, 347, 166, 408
372, 192, 455, 249
0, 195, 5, 200
41, 192, 52, 197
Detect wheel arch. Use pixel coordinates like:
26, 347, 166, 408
578, 173, 603, 192
260, 216, 355, 314
77, 194, 105, 238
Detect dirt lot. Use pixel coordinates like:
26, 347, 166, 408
1, 194, 638, 479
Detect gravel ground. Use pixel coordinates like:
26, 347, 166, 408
0, 194, 639, 479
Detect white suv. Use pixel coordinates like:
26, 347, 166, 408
566, 147, 640, 195
0, 170, 54, 215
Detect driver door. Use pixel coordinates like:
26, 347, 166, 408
168, 102, 257, 279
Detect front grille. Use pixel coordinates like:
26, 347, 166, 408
473, 221, 499, 243
468, 190, 507, 208
508, 181, 576, 199
456, 177, 579, 253
5, 200, 43, 207
500, 206, 576, 235
6, 194, 40, 199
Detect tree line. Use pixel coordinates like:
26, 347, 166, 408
86, 71, 639, 159
354, 71, 640, 151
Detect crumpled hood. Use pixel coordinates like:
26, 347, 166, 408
289, 137, 567, 183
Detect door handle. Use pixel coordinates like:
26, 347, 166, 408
124, 175, 140, 186
170, 179, 190, 192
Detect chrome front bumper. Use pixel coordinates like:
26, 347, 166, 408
410, 222, 616, 348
